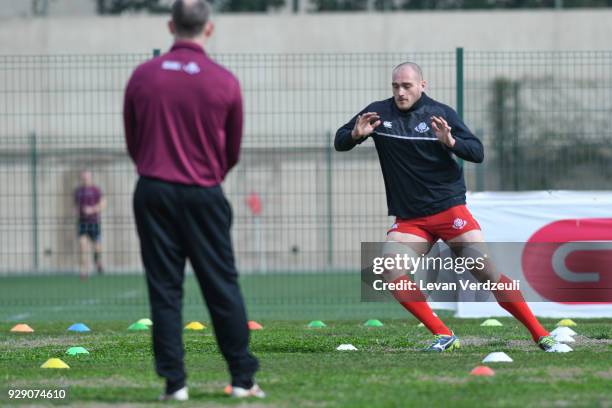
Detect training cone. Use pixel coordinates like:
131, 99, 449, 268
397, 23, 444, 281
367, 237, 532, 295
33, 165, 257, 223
552, 334, 575, 343
364, 319, 384, 327
550, 327, 577, 337
470, 366, 495, 376
67, 323, 90, 332
480, 319, 503, 327
137, 318, 153, 326
10, 324, 34, 333
66, 346, 89, 356
248, 321, 263, 330
223, 385, 232, 395
557, 319, 577, 327
482, 352, 513, 363
336, 344, 358, 351
41, 358, 70, 369
128, 322, 149, 331
308, 320, 326, 328
185, 321, 206, 331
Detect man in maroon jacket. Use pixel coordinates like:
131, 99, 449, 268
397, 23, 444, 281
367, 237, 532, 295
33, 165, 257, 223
123, 0, 262, 400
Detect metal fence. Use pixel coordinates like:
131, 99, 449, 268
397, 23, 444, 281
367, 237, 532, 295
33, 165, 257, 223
1, 50, 611, 321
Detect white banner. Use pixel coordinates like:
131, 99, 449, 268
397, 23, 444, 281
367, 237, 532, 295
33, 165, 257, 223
455, 191, 612, 318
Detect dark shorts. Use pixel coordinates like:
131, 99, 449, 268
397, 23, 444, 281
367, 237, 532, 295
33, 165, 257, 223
78, 222, 101, 242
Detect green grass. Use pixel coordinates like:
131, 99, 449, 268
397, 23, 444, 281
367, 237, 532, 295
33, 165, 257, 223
0, 273, 410, 322
1, 319, 611, 407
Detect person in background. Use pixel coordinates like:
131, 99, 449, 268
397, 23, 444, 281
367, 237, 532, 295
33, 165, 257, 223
74, 169, 105, 278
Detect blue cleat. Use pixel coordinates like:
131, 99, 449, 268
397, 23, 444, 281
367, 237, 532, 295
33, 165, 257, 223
424, 332, 460, 352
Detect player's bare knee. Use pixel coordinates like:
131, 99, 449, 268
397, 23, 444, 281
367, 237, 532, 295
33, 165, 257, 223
380, 240, 423, 281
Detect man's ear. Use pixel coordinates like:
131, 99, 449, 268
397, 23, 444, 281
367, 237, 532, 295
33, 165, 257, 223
203, 21, 215, 39
421, 80, 427, 90
168, 20, 176, 36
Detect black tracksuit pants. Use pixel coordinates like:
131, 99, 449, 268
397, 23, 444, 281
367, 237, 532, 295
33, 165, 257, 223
133, 176, 259, 393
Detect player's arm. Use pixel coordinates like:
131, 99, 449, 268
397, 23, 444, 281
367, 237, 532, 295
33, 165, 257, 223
225, 78, 243, 172
431, 108, 484, 163
73, 189, 80, 216
334, 111, 381, 152
96, 197, 107, 214
123, 74, 140, 163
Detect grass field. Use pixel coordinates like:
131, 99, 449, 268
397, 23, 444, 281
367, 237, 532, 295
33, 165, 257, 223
1, 318, 611, 407
0, 273, 411, 322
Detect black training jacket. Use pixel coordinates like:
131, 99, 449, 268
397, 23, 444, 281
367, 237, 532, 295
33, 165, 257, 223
334, 93, 483, 219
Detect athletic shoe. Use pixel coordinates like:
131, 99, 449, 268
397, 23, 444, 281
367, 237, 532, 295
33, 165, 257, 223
424, 332, 460, 352
159, 386, 189, 401
538, 335, 573, 353
231, 384, 266, 398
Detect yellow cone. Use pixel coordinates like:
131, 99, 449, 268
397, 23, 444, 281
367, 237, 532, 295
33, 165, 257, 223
557, 319, 577, 327
41, 358, 70, 369
10, 324, 34, 333
184, 321, 205, 331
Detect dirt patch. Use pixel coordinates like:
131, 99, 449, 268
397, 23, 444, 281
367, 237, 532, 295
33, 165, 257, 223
460, 336, 508, 347
418, 375, 470, 385
0, 334, 108, 349
575, 337, 612, 346
595, 368, 612, 379
546, 367, 584, 380
8, 375, 155, 389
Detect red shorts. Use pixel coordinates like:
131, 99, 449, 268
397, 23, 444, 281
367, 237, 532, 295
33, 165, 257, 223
387, 204, 481, 242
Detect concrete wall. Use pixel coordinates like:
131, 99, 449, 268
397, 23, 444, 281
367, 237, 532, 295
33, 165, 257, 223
1, 10, 612, 54
1, 10, 611, 274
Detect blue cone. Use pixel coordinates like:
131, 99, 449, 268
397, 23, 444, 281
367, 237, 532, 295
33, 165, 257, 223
67, 323, 90, 332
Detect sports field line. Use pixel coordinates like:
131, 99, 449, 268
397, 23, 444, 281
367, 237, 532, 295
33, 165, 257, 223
6, 312, 32, 322
4, 289, 141, 322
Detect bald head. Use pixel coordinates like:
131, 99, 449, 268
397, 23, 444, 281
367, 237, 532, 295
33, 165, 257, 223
391, 62, 426, 111
392, 62, 423, 81
171, 0, 211, 38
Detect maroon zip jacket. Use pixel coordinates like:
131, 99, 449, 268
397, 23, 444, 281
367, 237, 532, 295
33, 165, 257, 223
123, 41, 243, 187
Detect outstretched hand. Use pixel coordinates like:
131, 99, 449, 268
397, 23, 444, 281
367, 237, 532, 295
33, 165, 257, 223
351, 112, 381, 140
431, 116, 455, 148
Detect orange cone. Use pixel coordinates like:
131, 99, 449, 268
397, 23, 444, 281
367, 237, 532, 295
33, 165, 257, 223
10, 324, 34, 333
470, 366, 495, 376
248, 321, 263, 330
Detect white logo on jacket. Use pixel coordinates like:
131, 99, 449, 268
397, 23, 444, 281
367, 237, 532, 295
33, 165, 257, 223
183, 62, 201, 75
162, 61, 182, 71
415, 122, 430, 133
383, 121, 393, 129
161, 60, 201, 75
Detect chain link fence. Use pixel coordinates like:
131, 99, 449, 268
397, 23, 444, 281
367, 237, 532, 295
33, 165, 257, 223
1, 50, 610, 320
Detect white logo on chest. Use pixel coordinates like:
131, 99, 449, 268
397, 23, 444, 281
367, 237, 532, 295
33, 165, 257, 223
415, 122, 430, 133
383, 121, 393, 129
